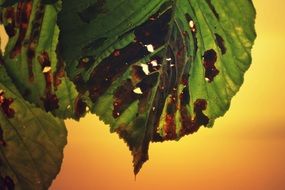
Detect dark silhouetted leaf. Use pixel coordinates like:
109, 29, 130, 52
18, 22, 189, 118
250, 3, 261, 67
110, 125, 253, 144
58, 0, 256, 174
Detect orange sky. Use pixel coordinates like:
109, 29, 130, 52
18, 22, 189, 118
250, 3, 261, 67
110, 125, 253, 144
1, 0, 285, 189
49, 1, 285, 189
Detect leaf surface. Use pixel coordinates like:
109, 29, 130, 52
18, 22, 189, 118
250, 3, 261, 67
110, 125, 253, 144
0, 64, 67, 189
1, 0, 85, 119
58, 0, 256, 174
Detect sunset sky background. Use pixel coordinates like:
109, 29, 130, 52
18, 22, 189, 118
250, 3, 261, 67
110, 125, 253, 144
50, 0, 285, 189
1, 0, 284, 189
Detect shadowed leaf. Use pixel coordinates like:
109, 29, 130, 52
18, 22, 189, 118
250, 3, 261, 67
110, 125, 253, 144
0, 65, 67, 189
1, 0, 85, 119
58, 0, 256, 175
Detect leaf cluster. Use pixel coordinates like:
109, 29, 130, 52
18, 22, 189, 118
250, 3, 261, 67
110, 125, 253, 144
0, 0, 256, 189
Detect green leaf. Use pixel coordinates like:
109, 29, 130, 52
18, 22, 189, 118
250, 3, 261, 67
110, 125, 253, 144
58, 0, 256, 174
0, 65, 67, 189
1, 0, 86, 119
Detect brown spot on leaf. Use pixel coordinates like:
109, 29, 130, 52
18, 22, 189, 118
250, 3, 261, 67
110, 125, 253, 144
193, 99, 209, 126
113, 72, 159, 119
180, 86, 190, 106
163, 114, 177, 140
150, 14, 192, 140
152, 36, 187, 141
112, 50, 120, 57
136, 72, 159, 94
194, 99, 207, 111
74, 7, 171, 106
179, 99, 209, 136
113, 79, 140, 118
134, 9, 171, 49
41, 93, 59, 112
30, 3, 45, 41
0, 125, 6, 146
38, 51, 51, 68
181, 74, 189, 86
74, 96, 87, 119
161, 85, 179, 140
4, 7, 16, 37
205, 0, 220, 20
131, 65, 147, 84
179, 106, 194, 136
53, 68, 65, 89
53, 49, 66, 90
10, 0, 33, 58
38, 52, 59, 111
203, 49, 219, 82
26, 3, 45, 81
215, 33, 226, 54
73, 74, 87, 94
88, 42, 149, 103
0, 90, 15, 118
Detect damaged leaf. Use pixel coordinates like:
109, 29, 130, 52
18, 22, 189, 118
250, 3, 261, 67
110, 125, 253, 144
58, 0, 256, 174
0, 65, 67, 189
1, 0, 83, 119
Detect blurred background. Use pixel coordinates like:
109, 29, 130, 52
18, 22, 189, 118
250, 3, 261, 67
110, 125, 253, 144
2, 0, 284, 189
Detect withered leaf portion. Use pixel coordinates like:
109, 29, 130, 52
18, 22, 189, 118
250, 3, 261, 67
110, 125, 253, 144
1, 0, 84, 119
58, 0, 256, 174
0, 65, 67, 189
